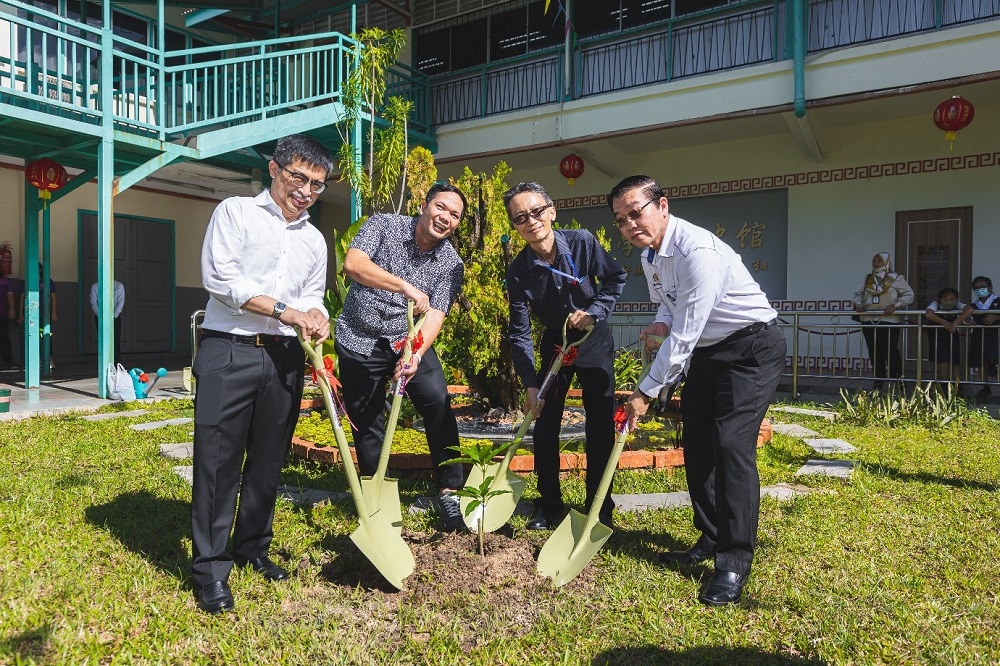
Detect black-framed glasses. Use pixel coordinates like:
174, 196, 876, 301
511, 204, 552, 226
275, 161, 327, 194
614, 199, 656, 228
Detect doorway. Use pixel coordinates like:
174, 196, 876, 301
80, 213, 175, 355
895, 207, 973, 362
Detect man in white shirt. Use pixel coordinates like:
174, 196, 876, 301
192, 134, 331, 615
89, 279, 125, 365
610, 175, 785, 606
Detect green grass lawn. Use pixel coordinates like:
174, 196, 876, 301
1, 399, 999, 664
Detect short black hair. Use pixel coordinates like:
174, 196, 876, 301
938, 287, 959, 300
973, 276, 993, 289
272, 134, 334, 177
502, 181, 554, 216
425, 182, 467, 218
607, 175, 665, 211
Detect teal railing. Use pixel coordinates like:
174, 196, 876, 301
0, 1, 431, 143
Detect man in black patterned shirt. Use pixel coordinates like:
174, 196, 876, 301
335, 183, 467, 531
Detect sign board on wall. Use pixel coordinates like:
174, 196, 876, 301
559, 189, 788, 303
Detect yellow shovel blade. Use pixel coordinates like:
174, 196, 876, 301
460, 463, 527, 533
360, 476, 403, 533
350, 508, 415, 590
536, 509, 613, 587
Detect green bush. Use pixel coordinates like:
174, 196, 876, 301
838, 383, 974, 428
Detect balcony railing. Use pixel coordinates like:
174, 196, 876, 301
0, 0, 431, 143
428, 0, 1000, 127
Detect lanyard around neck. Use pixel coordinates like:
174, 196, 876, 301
545, 254, 580, 285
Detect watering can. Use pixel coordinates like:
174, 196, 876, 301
129, 367, 167, 399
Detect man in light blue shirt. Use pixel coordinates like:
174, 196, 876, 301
90, 280, 125, 365
610, 174, 785, 607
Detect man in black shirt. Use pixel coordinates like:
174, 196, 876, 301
504, 181, 627, 530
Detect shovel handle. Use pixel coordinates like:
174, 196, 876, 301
298, 332, 370, 520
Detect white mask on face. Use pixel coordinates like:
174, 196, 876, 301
873, 267, 887, 279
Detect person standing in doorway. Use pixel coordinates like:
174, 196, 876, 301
610, 174, 785, 606
191, 134, 332, 615
504, 181, 627, 530
90, 279, 125, 366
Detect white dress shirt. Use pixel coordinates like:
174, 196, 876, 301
89, 280, 125, 318
638, 215, 777, 396
200, 189, 328, 335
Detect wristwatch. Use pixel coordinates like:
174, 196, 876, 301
639, 391, 655, 405
271, 301, 287, 320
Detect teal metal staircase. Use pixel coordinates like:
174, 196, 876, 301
0, 0, 431, 392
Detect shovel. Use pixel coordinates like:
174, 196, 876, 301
361, 300, 427, 533
461, 316, 594, 532
299, 334, 414, 590
536, 342, 658, 586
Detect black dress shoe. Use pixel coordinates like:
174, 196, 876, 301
197, 580, 235, 615
658, 544, 714, 566
699, 570, 748, 606
526, 505, 562, 531
236, 556, 289, 582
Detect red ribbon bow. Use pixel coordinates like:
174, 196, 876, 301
393, 330, 425, 356
613, 406, 628, 431
311, 354, 342, 392
139, 373, 149, 383
556, 344, 579, 366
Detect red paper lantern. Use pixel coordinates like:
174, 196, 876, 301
559, 153, 585, 187
933, 96, 974, 149
25, 158, 68, 200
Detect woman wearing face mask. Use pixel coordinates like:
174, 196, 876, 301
924, 287, 974, 385
852, 252, 914, 390
968, 276, 999, 398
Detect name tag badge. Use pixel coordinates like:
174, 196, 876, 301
871, 295, 879, 304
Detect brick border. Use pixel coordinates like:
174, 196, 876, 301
291, 418, 772, 472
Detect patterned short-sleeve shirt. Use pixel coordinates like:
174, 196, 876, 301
335, 213, 465, 355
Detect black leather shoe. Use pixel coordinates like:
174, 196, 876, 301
236, 556, 289, 582
526, 506, 562, 531
197, 580, 234, 615
658, 544, 714, 566
699, 570, 748, 606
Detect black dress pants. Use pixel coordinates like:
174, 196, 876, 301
532, 320, 616, 517
190, 336, 304, 587
0, 318, 12, 366
335, 338, 464, 491
861, 322, 902, 383
680, 324, 785, 576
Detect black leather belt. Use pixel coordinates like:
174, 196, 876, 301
719, 319, 777, 346
200, 329, 294, 347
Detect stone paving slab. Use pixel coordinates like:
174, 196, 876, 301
81, 409, 149, 422
172, 465, 193, 484
159, 443, 193, 459
771, 423, 821, 438
761, 483, 823, 500
795, 459, 854, 479
130, 417, 193, 431
771, 406, 838, 421
278, 485, 350, 506
804, 438, 857, 454
613, 491, 692, 511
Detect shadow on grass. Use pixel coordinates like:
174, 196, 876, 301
592, 645, 826, 665
85, 490, 190, 579
855, 461, 999, 491
317, 533, 401, 593
0, 624, 53, 663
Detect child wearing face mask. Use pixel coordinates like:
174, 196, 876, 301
924, 287, 974, 385
968, 276, 999, 397
852, 252, 914, 390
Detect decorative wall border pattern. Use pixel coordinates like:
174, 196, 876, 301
556, 152, 1000, 209
612, 299, 855, 313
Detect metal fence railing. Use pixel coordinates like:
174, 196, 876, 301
609, 309, 1000, 399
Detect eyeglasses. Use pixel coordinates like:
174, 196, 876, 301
275, 161, 327, 194
614, 199, 657, 228
511, 204, 552, 227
